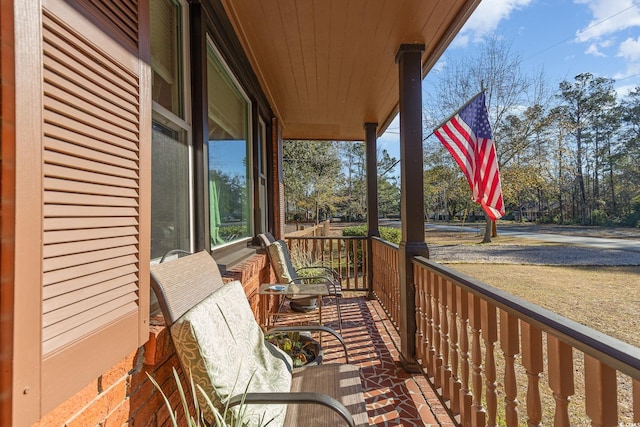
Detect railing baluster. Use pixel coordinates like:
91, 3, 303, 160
469, 293, 486, 427
548, 335, 574, 427
329, 238, 334, 272
382, 245, 387, 311
440, 276, 452, 398
345, 239, 351, 290
425, 270, 436, 379
585, 354, 618, 426
414, 264, 423, 362
362, 240, 367, 291
352, 239, 358, 289
481, 300, 498, 427
337, 238, 343, 289
312, 236, 317, 261
420, 267, 429, 367
345, 240, 352, 290
390, 244, 395, 320
432, 274, 443, 388
457, 287, 472, 427
448, 279, 461, 414
521, 322, 543, 427
394, 243, 399, 324
500, 310, 519, 426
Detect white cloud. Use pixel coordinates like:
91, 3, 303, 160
432, 58, 448, 73
585, 43, 606, 56
575, 0, 640, 42
612, 60, 640, 80
615, 83, 638, 97
618, 36, 640, 61
600, 39, 614, 48
455, 0, 535, 47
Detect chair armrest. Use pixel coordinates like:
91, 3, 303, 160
265, 325, 349, 363
228, 392, 356, 427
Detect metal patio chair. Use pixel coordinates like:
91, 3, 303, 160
258, 233, 344, 333
149, 250, 366, 426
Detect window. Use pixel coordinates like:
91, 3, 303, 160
150, 0, 191, 260
151, 0, 184, 117
206, 41, 252, 248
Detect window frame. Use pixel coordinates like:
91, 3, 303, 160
205, 36, 255, 252
150, 0, 194, 262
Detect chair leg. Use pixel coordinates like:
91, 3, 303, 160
335, 295, 343, 334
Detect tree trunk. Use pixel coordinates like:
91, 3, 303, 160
482, 218, 492, 243
576, 130, 587, 224
607, 138, 617, 213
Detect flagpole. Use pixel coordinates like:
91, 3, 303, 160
432, 89, 486, 131
378, 127, 437, 178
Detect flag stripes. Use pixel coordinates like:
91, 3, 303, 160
434, 92, 504, 220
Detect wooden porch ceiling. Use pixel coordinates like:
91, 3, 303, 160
220, 0, 481, 141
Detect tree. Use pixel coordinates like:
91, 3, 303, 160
339, 142, 367, 221
283, 140, 344, 222
424, 33, 549, 241
556, 73, 617, 224
619, 87, 640, 225
377, 149, 400, 218
546, 107, 576, 224
423, 144, 470, 221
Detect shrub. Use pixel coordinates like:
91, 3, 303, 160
341, 225, 367, 238
341, 225, 401, 266
342, 225, 401, 244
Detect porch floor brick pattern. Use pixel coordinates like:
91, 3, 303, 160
274, 295, 456, 427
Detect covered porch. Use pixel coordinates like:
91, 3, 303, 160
2, 0, 640, 425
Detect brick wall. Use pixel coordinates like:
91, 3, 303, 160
32, 253, 274, 427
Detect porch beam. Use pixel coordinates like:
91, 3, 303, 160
396, 44, 428, 371
365, 122, 379, 298
190, 2, 208, 252
271, 118, 285, 239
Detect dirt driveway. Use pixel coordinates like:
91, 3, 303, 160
424, 223, 640, 266
428, 242, 640, 265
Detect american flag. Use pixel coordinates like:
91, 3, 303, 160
433, 92, 505, 220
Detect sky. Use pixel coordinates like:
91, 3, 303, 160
377, 0, 640, 174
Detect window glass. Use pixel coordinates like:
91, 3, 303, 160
150, 0, 183, 117
206, 43, 252, 247
151, 122, 191, 259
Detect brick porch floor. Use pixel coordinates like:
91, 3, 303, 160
272, 295, 456, 427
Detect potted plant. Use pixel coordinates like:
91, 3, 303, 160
265, 332, 322, 367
